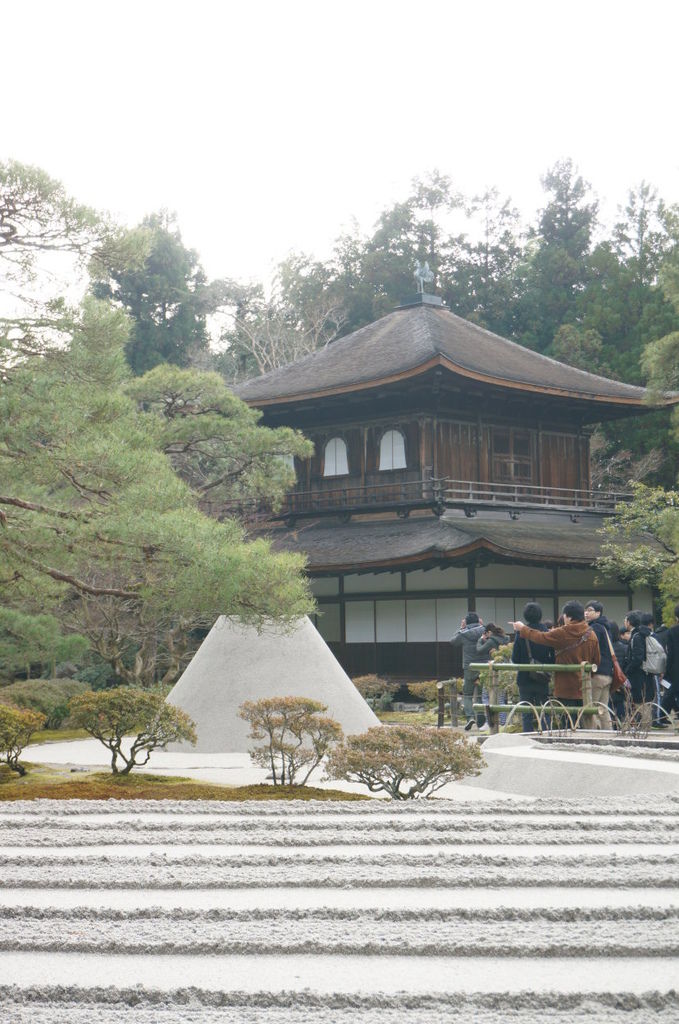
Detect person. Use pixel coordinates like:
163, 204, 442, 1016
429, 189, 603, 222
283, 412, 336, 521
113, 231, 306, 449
622, 611, 656, 727
450, 612, 485, 731
511, 602, 554, 732
641, 613, 669, 726
584, 600, 614, 730
473, 623, 506, 733
511, 600, 601, 724
609, 621, 629, 727
659, 603, 679, 728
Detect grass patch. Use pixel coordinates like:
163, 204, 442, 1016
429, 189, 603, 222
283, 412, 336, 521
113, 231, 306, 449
0, 764, 368, 802
29, 728, 90, 744
377, 709, 439, 725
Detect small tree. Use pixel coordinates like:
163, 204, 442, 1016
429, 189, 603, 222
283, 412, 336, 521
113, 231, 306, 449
68, 688, 196, 774
325, 724, 485, 800
239, 696, 343, 786
0, 706, 47, 776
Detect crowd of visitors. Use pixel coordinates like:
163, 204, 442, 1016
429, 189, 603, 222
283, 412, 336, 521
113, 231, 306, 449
450, 599, 678, 733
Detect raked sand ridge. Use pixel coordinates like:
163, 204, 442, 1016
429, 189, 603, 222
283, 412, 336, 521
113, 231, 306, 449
0, 796, 679, 1022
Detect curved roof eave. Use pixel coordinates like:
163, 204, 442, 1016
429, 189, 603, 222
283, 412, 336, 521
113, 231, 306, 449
308, 536, 595, 574
244, 354, 671, 409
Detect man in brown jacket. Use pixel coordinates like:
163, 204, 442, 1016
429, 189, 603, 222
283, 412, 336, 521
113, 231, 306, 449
511, 600, 601, 705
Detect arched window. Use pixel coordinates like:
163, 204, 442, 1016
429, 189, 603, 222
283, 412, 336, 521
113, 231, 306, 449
277, 454, 296, 472
323, 437, 349, 477
379, 429, 406, 471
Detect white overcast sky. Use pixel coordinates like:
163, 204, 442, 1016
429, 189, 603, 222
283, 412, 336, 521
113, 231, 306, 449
4, 0, 679, 286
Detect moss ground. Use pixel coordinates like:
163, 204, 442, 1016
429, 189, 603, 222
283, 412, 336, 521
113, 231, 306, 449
0, 764, 368, 802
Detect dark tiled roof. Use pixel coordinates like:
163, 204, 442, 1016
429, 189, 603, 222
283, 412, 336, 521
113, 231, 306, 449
267, 514, 610, 570
235, 305, 655, 406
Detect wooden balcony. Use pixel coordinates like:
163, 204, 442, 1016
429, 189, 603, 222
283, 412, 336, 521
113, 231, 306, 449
251, 477, 632, 522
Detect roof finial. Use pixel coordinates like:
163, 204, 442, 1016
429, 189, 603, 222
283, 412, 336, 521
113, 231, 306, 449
414, 260, 434, 294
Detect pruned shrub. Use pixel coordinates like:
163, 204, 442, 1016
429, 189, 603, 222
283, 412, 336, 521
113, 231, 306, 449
352, 675, 397, 701
0, 678, 88, 725
68, 688, 196, 774
325, 724, 485, 799
0, 705, 47, 776
406, 680, 439, 704
239, 696, 343, 786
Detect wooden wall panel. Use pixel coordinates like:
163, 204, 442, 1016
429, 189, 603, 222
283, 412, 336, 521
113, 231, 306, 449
540, 433, 581, 492
436, 421, 478, 480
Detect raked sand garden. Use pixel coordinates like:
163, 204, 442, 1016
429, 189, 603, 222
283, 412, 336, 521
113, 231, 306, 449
1, 782, 679, 1023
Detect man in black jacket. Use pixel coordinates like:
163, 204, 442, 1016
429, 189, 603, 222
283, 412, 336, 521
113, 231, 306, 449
623, 611, 656, 727
511, 602, 554, 733
659, 603, 679, 727
584, 601, 613, 730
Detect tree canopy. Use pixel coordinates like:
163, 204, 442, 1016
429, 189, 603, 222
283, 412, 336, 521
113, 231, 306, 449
92, 211, 231, 375
1, 299, 312, 686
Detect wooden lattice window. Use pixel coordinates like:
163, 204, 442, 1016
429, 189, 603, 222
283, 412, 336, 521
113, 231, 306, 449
492, 429, 533, 483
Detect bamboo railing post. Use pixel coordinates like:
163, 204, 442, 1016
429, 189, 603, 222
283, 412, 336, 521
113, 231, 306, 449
581, 662, 594, 729
437, 681, 445, 729
488, 665, 499, 735
450, 680, 458, 727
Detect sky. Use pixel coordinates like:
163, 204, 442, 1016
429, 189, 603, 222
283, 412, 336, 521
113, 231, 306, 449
4, 0, 679, 288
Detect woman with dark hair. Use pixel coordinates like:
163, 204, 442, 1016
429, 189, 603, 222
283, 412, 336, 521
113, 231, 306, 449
608, 622, 629, 727
512, 602, 554, 732
473, 623, 507, 733
622, 611, 655, 725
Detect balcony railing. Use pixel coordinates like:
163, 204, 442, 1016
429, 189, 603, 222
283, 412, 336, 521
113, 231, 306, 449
257, 477, 632, 520
443, 479, 629, 513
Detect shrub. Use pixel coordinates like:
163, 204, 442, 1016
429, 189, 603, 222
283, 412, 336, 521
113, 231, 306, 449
325, 724, 485, 799
0, 678, 87, 724
239, 696, 343, 786
377, 692, 394, 711
0, 705, 47, 776
68, 688, 196, 774
75, 660, 119, 690
407, 680, 439, 704
352, 675, 397, 701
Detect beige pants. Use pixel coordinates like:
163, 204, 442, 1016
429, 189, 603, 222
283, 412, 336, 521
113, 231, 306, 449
591, 675, 612, 729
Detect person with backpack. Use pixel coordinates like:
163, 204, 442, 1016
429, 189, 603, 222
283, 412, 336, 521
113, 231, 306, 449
623, 611, 664, 725
640, 613, 670, 727
511, 602, 554, 732
584, 600, 614, 730
511, 601, 600, 721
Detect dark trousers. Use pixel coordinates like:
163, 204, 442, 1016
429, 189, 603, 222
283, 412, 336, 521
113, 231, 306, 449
661, 683, 679, 720
518, 680, 549, 732
610, 689, 626, 728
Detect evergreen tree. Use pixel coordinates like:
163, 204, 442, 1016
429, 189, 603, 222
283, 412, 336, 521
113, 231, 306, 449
93, 211, 229, 375
442, 188, 524, 337
518, 159, 597, 351
0, 299, 313, 688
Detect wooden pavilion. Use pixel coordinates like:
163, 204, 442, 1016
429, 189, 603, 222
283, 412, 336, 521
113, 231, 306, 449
236, 293, 673, 678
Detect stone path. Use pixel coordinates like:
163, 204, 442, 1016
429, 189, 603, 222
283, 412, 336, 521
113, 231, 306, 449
1, 797, 678, 1022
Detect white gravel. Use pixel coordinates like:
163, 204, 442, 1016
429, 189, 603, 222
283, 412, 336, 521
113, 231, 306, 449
1, 794, 677, 1022
0, 886, 675, 911
2, 951, 678, 993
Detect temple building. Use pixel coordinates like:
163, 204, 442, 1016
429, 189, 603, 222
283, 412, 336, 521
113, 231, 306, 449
236, 292, 674, 679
